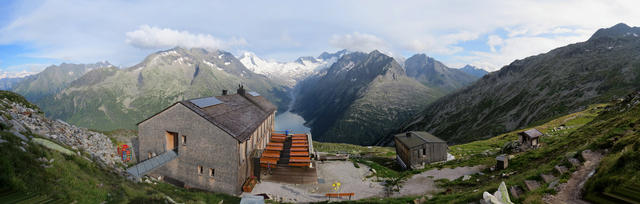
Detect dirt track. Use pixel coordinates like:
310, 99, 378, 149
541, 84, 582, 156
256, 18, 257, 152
545, 150, 603, 204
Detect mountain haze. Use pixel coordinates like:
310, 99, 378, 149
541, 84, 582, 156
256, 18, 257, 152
401, 23, 640, 144
35, 47, 290, 130
404, 54, 479, 92
293, 51, 444, 145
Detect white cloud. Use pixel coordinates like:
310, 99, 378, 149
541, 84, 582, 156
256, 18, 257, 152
329, 32, 389, 53
404, 31, 480, 55
125, 25, 247, 50
487, 35, 504, 52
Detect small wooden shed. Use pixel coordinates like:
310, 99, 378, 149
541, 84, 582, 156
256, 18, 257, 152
518, 129, 543, 149
496, 154, 508, 170
394, 131, 447, 169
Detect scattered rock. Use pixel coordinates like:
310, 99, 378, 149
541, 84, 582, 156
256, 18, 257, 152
11, 131, 28, 141
568, 158, 581, 167
19, 146, 26, 152
541, 174, 557, 183
462, 175, 471, 181
555, 165, 569, 174
509, 186, 523, 198
524, 180, 541, 191
548, 180, 559, 189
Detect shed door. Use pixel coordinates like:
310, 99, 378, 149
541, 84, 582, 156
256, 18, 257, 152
166, 131, 178, 151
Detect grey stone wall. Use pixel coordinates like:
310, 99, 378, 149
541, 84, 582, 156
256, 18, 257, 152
138, 103, 240, 195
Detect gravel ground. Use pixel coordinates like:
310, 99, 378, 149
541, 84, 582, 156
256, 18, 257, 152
247, 161, 384, 203
398, 165, 485, 197
248, 161, 485, 202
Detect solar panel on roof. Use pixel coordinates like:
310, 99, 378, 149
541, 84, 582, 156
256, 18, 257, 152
248, 91, 260, 96
190, 97, 222, 108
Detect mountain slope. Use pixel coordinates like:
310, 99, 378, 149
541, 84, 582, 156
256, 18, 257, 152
460, 65, 489, 77
37, 47, 290, 131
401, 23, 640, 144
293, 51, 443, 145
404, 54, 478, 92
12, 62, 112, 101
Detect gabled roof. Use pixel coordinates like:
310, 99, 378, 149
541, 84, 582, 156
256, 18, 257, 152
519, 128, 543, 139
395, 131, 446, 148
138, 93, 276, 142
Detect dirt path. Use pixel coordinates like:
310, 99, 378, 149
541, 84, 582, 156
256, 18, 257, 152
545, 150, 603, 204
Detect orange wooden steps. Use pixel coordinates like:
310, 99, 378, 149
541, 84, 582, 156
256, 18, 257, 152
291, 143, 308, 147
292, 136, 306, 139
271, 133, 287, 136
270, 138, 285, 143
289, 157, 311, 162
292, 140, 307, 143
290, 147, 308, 152
264, 150, 280, 154
289, 151, 309, 157
291, 134, 307, 137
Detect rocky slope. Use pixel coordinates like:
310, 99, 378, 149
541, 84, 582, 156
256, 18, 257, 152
0, 91, 120, 168
293, 50, 443, 145
35, 47, 290, 131
11, 62, 113, 102
401, 23, 640, 144
404, 54, 479, 92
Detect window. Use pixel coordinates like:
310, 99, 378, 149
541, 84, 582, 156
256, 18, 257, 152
209, 168, 215, 177
182, 135, 187, 145
198, 165, 203, 174
421, 148, 426, 156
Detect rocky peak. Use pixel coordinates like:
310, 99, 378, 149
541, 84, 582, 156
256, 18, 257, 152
589, 23, 640, 41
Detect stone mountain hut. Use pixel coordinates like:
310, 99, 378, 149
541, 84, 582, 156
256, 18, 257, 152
130, 85, 276, 195
518, 128, 543, 149
394, 131, 447, 169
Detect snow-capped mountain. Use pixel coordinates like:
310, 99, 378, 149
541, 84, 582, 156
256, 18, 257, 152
239, 50, 347, 86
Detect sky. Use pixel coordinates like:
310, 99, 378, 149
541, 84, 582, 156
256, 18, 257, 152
1, 0, 640, 78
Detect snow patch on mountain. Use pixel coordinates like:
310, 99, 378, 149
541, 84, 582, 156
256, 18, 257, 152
239, 51, 344, 86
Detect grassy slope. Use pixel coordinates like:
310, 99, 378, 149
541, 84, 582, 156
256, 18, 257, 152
0, 92, 239, 203
315, 100, 640, 203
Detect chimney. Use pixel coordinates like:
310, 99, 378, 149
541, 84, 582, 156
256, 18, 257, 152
237, 84, 246, 96
406, 132, 412, 137
222, 90, 228, 95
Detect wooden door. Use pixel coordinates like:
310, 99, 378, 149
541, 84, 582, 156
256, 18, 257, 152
166, 131, 178, 151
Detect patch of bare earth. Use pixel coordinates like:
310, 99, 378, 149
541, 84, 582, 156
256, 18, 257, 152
544, 150, 603, 204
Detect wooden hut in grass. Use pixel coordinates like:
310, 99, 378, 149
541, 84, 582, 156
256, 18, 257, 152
518, 129, 543, 149
394, 131, 448, 169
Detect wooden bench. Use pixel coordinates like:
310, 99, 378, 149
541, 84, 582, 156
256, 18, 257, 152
288, 162, 310, 167
289, 157, 311, 163
290, 147, 308, 152
289, 151, 309, 157
262, 152, 280, 158
260, 157, 278, 165
266, 146, 283, 151
267, 142, 283, 147
325, 193, 355, 200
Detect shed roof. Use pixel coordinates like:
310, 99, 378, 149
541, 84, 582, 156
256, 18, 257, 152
519, 128, 543, 139
139, 92, 276, 142
395, 131, 446, 148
